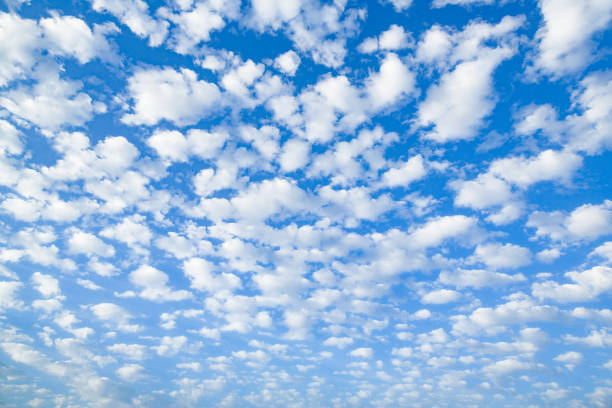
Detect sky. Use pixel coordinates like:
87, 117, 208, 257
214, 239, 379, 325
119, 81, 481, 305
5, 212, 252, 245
0, 0, 612, 407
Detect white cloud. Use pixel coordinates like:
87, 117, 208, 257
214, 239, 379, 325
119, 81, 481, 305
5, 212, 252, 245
472, 243, 532, 269
384, 0, 412, 11
528, 201, 612, 241
91, 302, 142, 332
40, 14, 117, 63
67, 228, 115, 257
91, 0, 168, 46
0, 120, 23, 157
116, 364, 146, 382
452, 293, 559, 335
564, 329, 612, 348
275, 50, 301, 76
416, 25, 452, 65
416, 16, 523, 142
279, 139, 310, 172
554, 351, 582, 366
417, 48, 513, 142
409, 215, 478, 249
380, 155, 427, 188
483, 358, 532, 376
100, 214, 153, 247
163, 2, 229, 54
153, 336, 188, 357
129, 265, 192, 302
0, 65, 105, 130
439, 268, 525, 289
31, 272, 60, 298
489, 150, 582, 188
451, 173, 514, 211
566, 72, 612, 154
183, 258, 241, 293
0, 281, 24, 311
432, 0, 494, 7
532, 266, 612, 303
323, 337, 354, 349
107, 343, 148, 360
250, 0, 302, 30
366, 53, 415, 110
358, 24, 409, 53
146, 128, 227, 163
350, 347, 373, 359
421, 289, 461, 304
531, 0, 612, 77
122, 67, 221, 126
591, 242, 612, 263
0, 12, 40, 86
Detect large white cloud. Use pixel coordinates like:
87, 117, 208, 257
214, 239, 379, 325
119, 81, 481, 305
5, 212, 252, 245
122, 67, 221, 126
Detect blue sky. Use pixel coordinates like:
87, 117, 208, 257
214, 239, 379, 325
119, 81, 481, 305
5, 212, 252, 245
1, 0, 612, 407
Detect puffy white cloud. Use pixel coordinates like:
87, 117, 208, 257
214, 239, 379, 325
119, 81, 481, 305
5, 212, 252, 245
91, 0, 168, 46
531, 0, 612, 77
100, 214, 153, 247
358, 25, 409, 53
451, 173, 514, 210
366, 53, 415, 110
439, 268, 525, 289
0, 281, 24, 311
121, 67, 221, 126
31, 272, 60, 298
472, 242, 532, 270
554, 351, 582, 368
221, 60, 265, 101
40, 14, 117, 63
116, 364, 146, 382
421, 289, 461, 304
250, 0, 302, 30
566, 71, 612, 154
0, 341, 67, 377
489, 150, 582, 188
275, 50, 301, 76
417, 328, 449, 344
0, 66, 105, 130
417, 48, 513, 142
350, 347, 373, 359
323, 336, 354, 349
432, 0, 494, 7
279, 139, 310, 172
232, 178, 312, 222
146, 128, 227, 162
91, 302, 142, 332
107, 343, 148, 360
153, 336, 188, 357
380, 155, 427, 188
453, 293, 559, 335
409, 215, 478, 249
591, 242, 612, 263
0, 120, 23, 157
483, 358, 532, 376
383, 0, 412, 11
67, 228, 115, 257
564, 329, 612, 348
528, 201, 612, 241
163, 2, 231, 54
0, 12, 40, 86
183, 258, 241, 293
416, 25, 452, 65
532, 266, 612, 303
129, 265, 192, 302
416, 16, 523, 142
